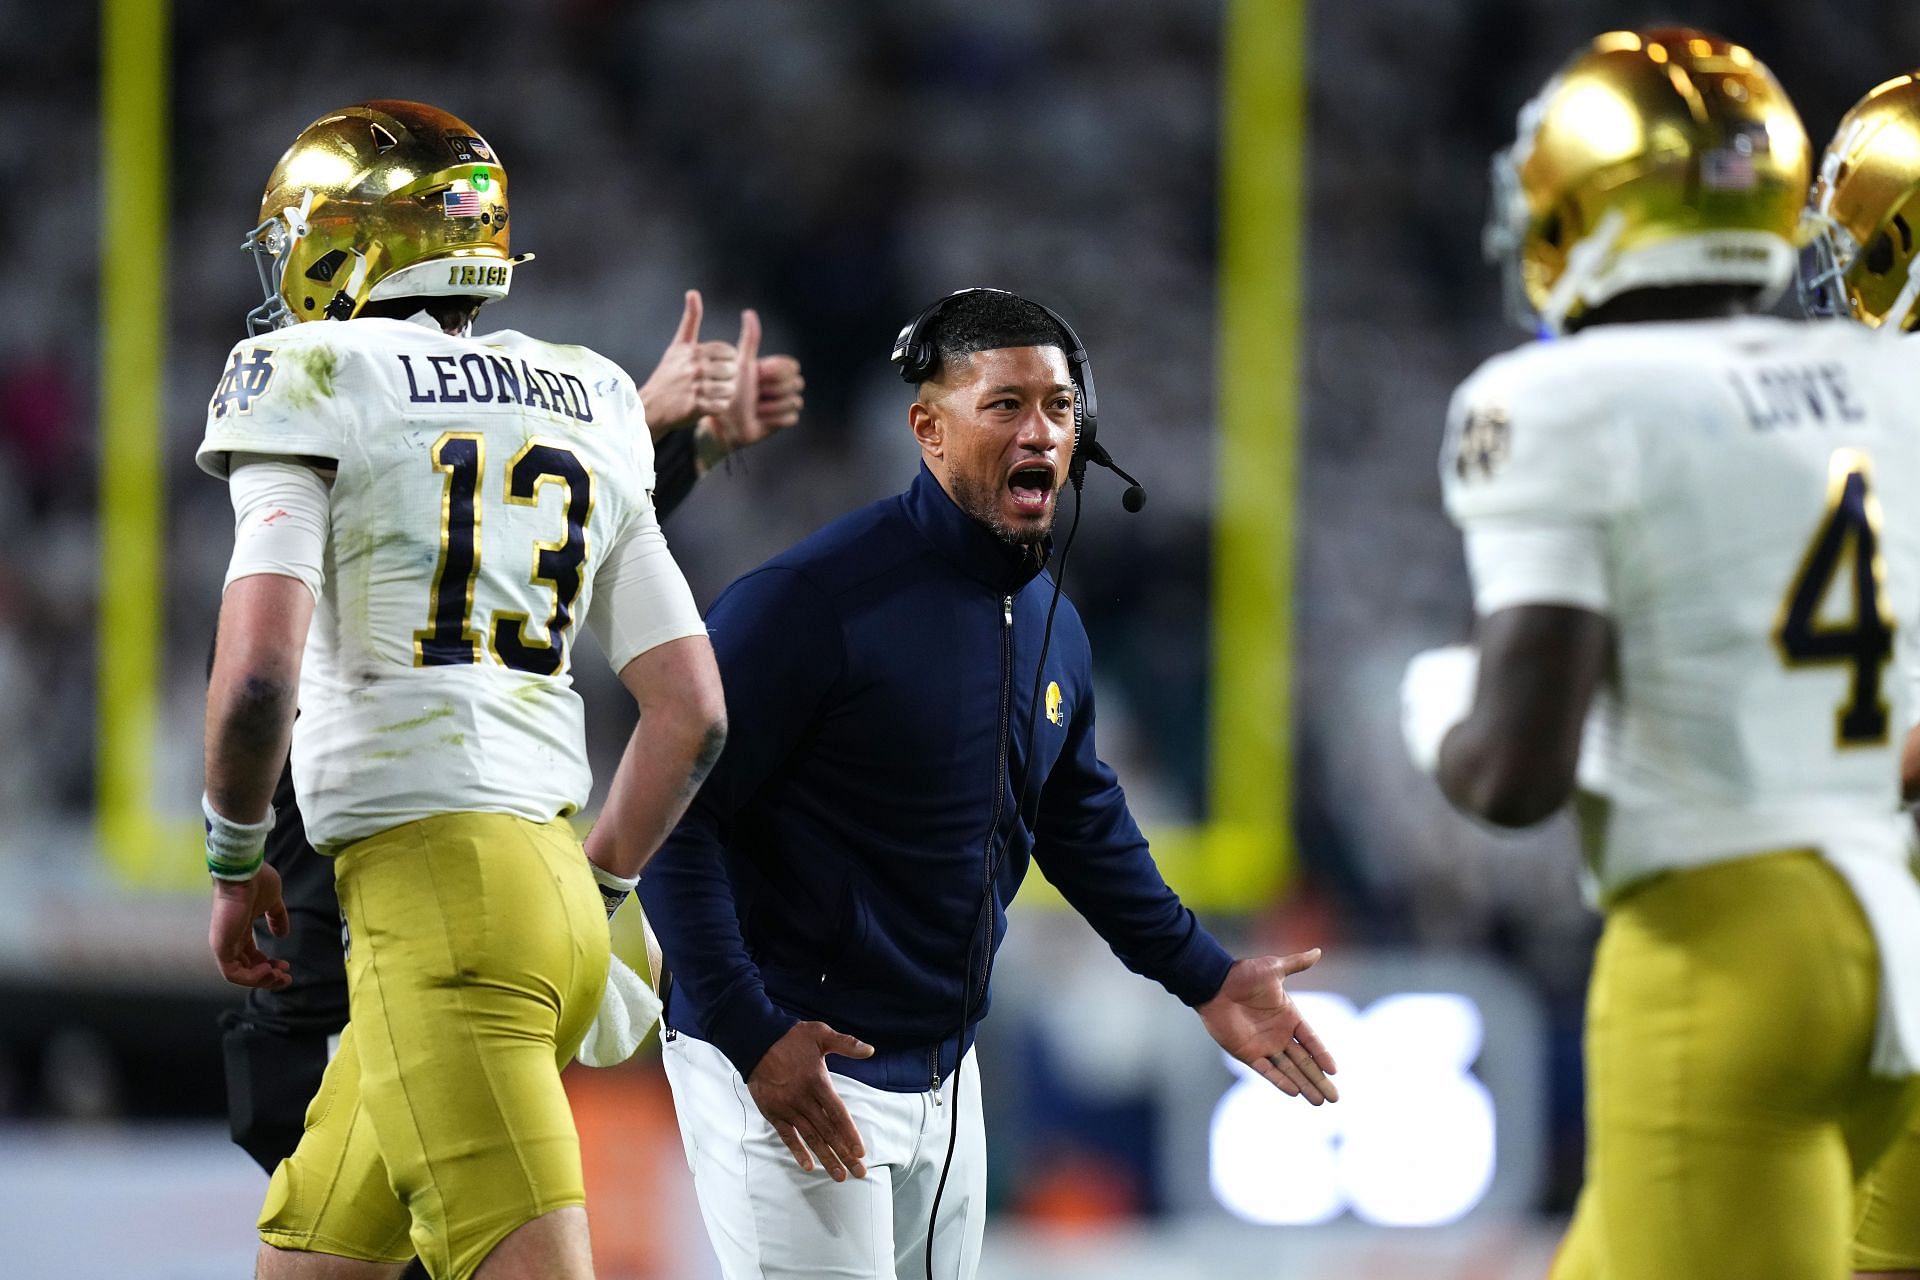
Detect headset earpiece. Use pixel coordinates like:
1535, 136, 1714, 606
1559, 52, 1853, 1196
889, 314, 937, 384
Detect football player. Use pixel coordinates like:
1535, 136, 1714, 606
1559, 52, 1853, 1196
216, 280, 800, 1280
1801, 71, 1920, 1280
1401, 30, 1920, 1279
198, 101, 727, 1280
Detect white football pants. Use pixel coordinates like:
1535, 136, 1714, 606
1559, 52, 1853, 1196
661, 1032, 986, 1280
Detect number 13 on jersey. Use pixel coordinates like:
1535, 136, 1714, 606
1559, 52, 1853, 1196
414, 430, 593, 675
1775, 447, 1895, 747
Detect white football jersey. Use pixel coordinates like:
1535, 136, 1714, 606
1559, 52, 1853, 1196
1444, 317, 1920, 896
198, 317, 700, 852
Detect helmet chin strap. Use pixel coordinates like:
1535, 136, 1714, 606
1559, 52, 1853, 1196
283, 189, 314, 240
1887, 262, 1920, 332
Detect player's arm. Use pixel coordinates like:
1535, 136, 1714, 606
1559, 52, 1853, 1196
203, 456, 330, 990
585, 636, 728, 879
581, 510, 727, 882
1903, 722, 1920, 804
1415, 354, 1626, 826
1903, 664, 1920, 803
1434, 605, 1611, 825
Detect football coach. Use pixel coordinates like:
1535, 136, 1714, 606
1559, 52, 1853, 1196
632, 287, 1337, 1280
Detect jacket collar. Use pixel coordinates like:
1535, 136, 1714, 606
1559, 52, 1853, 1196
902, 464, 1049, 594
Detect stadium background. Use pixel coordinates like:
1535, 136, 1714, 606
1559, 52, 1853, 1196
0, 1, 1899, 1275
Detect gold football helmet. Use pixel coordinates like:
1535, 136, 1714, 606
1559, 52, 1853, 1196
244, 101, 524, 333
1484, 28, 1810, 335
1802, 74, 1920, 328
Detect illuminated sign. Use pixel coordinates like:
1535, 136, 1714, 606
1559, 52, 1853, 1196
1209, 992, 1497, 1226
1152, 952, 1546, 1230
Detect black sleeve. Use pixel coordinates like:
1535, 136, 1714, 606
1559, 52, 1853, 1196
653, 425, 699, 520
221, 760, 348, 1176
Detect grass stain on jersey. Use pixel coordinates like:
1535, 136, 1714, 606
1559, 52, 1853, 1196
280, 344, 341, 410
379, 704, 454, 734
511, 679, 548, 703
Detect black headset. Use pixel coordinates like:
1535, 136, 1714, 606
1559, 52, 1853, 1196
891, 287, 1144, 509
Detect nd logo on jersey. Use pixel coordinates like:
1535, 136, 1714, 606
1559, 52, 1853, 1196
1046, 680, 1065, 726
1453, 404, 1510, 481
210, 348, 277, 419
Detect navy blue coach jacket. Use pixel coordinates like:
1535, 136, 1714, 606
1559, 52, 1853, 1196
639, 466, 1235, 1092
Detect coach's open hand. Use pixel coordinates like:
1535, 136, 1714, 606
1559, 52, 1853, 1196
747, 1020, 876, 1181
1198, 950, 1339, 1104
209, 865, 293, 991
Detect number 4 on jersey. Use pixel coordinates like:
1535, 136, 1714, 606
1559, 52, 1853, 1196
1775, 448, 1895, 746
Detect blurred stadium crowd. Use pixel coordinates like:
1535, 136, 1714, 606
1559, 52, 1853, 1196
0, 0, 1916, 1223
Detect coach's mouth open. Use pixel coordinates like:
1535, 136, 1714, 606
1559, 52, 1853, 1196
1007, 461, 1056, 519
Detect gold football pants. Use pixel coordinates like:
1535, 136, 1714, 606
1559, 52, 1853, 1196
1855, 1088, 1920, 1272
256, 812, 609, 1279
1550, 850, 1920, 1280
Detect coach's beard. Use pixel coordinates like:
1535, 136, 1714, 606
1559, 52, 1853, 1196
949, 470, 1055, 548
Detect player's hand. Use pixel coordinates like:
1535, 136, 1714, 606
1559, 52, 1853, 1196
1198, 951, 1339, 1104
208, 865, 292, 991
745, 352, 805, 444
698, 309, 802, 458
746, 1019, 875, 1181
638, 290, 740, 437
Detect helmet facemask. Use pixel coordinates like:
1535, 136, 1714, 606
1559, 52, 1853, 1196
243, 190, 314, 335
1798, 79, 1920, 331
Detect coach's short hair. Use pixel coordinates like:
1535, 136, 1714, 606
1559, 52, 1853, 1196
919, 291, 1069, 383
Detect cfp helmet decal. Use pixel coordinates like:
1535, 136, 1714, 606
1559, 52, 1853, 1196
1045, 681, 1065, 726
1802, 73, 1920, 330
242, 101, 524, 334
1484, 28, 1810, 336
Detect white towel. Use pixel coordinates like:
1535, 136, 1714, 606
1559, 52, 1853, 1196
577, 953, 664, 1068
1821, 841, 1920, 1078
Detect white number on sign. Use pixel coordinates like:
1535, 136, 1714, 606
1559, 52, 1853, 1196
1209, 992, 1496, 1227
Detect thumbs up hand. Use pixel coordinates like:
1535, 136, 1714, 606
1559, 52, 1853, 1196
637, 289, 741, 439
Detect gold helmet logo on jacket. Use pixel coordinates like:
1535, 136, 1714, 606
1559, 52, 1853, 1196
1484, 28, 1809, 335
1803, 73, 1920, 329
242, 101, 528, 334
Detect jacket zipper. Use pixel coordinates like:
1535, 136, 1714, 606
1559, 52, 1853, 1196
982, 593, 1013, 1019
941, 592, 1015, 1095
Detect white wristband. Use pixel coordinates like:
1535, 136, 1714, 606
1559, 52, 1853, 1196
590, 861, 638, 920
203, 792, 274, 881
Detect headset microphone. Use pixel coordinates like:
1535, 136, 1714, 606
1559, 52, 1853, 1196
1084, 440, 1147, 513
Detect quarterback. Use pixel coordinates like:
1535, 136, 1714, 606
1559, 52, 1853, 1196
1402, 31, 1920, 1279
198, 101, 725, 1279
1802, 70, 1920, 1280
